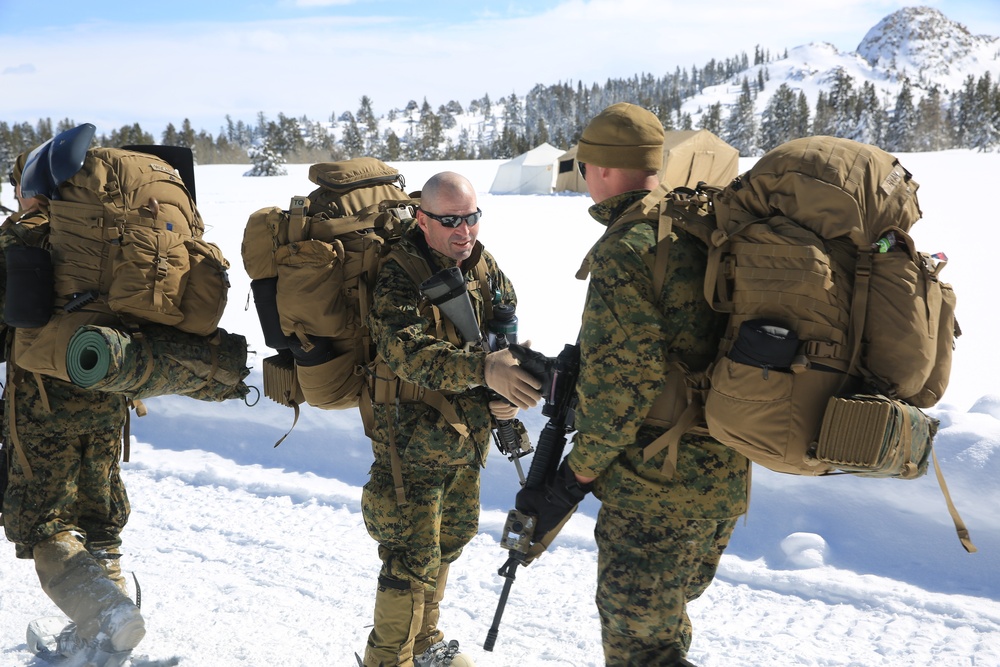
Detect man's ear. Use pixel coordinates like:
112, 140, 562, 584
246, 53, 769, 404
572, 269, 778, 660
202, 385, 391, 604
415, 210, 429, 234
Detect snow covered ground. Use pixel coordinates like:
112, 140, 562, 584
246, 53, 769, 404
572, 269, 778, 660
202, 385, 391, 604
1, 153, 998, 666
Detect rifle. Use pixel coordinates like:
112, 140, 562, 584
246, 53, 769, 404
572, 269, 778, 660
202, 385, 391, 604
483, 342, 580, 652
418, 267, 533, 480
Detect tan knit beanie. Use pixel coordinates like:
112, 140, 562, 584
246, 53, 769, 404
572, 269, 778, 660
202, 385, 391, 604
576, 103, 664, 171
11, 150, 28, 185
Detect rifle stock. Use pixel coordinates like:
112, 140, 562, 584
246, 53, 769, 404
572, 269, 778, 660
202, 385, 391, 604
418, 268, 533, 477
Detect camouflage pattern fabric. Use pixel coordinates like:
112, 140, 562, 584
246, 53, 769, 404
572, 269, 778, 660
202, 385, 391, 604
595, 505, 737, 664
364, 224, 515, 579
367, 225, 515, 472
564, 190, 749, 661
2, 370, 129, 560
567, 190, 748, 517
362, 465, 479, 585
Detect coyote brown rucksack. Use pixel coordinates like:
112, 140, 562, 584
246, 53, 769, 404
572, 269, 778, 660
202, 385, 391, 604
9, 144, 232, 382
585, 136, 972, 552
242, 157, 419, 415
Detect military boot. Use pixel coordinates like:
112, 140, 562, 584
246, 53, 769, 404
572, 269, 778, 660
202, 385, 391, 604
413, 563, 448, 656
363, 575, 424, 667
33, 532, 145, 660
91, 546, 130, 597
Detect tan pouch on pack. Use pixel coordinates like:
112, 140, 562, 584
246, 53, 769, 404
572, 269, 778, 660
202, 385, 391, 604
295, 340, 365, 410
178, 238, 230, 336
705, 359, 843, 475
12, 310, 119, 382
814, 394, 934, 479
275, 239, 346, 339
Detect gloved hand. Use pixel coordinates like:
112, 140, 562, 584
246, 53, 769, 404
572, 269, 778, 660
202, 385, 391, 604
488, 399, 519, 421
484, 348, 542, 409
515, 458, 593, 540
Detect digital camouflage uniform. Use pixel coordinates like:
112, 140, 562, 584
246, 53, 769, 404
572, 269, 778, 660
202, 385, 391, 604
0, 207, 143, 667
566, 190, 750, 666
362, 222, 515, 667
0, 212, 130, 562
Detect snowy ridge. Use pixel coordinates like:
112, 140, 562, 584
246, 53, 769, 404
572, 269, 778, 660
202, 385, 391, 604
857, 6, 1000, 84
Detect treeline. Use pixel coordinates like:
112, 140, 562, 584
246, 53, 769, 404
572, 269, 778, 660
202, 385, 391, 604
2, 48, 999, 179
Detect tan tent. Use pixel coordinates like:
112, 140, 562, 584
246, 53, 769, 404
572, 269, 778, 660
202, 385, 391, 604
553, 129, 739, 194
554, 144, 587, 193
659, 129, 739, 189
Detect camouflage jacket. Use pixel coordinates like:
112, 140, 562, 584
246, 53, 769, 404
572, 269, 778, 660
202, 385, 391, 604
566, 190, 749, 519
367, 222, 516, 469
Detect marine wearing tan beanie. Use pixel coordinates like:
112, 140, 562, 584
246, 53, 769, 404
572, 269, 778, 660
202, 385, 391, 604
576, 103, 665, 171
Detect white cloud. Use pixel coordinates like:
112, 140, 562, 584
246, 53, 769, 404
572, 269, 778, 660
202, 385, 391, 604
0, 0, 995, 136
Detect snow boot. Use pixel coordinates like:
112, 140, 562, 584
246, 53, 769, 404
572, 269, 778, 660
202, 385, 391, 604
414, 639, 475, 667
413, 563, 449, 656
32, 532, 145, 656
91, 546, 130, 597
363, 575, 424, 667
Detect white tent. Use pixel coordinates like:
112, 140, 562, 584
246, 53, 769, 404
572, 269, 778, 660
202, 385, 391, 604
489, 142, 565, 195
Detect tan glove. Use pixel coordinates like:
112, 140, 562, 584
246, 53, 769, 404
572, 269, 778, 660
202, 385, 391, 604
489, 399, 520, 421
484, 348, 542, 409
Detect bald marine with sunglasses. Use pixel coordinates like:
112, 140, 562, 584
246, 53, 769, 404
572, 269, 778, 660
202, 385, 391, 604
359, 171, 541, 667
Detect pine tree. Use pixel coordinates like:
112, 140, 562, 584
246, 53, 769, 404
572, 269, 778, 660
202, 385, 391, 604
699, 102, 723, 135
760, 83, 798, 151
724, 80, 760, 156
914, 86, 948, 151
966, 73, 1000, 151
794, 91, 811, 139
357, 96, 379, 154
340, 112, 364, 158
884, 78, 916, 152
852, 82, 885, 146
244, 140, 287, 177
812, 91, 835, 136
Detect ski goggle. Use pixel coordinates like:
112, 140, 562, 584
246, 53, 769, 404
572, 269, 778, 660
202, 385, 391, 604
419, 207, 482, 228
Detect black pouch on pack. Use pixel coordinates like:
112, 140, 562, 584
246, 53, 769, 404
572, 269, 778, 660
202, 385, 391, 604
728, 319, 799, 372
251, 277, 290, 350
288, 334, 336, 367
4, 245, 54, 328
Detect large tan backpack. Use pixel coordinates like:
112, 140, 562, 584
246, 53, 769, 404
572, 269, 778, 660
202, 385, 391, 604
48, 146, 228, 335
595, 136, 972, 551
10, 142, 233, 383
242, 157, 419, 413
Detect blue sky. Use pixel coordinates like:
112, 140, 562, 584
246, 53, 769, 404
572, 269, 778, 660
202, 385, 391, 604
0, 1, 567, 28
1, 0, 998, 138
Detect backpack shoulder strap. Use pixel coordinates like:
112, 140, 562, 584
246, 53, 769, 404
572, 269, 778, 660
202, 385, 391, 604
576, 183, 719, 295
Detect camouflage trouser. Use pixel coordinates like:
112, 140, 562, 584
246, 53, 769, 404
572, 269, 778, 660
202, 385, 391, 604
594, 504, 737, 666
361, 464, 480, 586
2, 371, 129, 559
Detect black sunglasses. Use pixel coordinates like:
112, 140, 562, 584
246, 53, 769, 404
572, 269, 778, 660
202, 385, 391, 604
8, 171, 15, 187
419, 207, 482, 228
577, 162, 587, 179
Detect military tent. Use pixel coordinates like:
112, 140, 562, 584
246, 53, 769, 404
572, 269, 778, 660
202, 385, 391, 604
554, 145, 586, 193
659, 129, 739, 189
489, 143, 565, 195
553, 129, 739, 194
